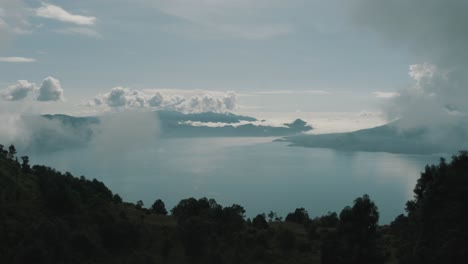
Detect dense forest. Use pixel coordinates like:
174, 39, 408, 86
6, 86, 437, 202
0, 143, 467, 263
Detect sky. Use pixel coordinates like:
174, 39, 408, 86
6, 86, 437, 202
0, 0, 461, 125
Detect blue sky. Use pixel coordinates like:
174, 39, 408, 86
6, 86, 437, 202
1, 0, 418, 115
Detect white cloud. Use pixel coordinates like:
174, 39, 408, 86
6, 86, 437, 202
1, 80, 36, 101
55, 27, 102, 38
37, 76, 64, 101
373, 91, 400, 99
89, 87, 238, 113
0, 56, 35, 62
36, 3, 96, 25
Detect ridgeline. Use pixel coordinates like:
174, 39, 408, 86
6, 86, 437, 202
0, 143, 467, 263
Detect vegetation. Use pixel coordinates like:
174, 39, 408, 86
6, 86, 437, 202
1, 144, 467, 263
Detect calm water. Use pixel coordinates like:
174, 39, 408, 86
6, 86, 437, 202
33, 137, 443, 223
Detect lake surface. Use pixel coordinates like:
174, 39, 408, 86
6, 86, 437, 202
33, 137, 443, 223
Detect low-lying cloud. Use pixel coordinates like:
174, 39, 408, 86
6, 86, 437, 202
89, 87, 237, 113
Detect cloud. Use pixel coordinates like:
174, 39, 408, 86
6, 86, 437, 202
89, 87, 238, 113
249, 90, 332, 95
0, 56, 35, 62
150, 0, 291, 39
36, 3, 96, 25
0, 0, 31, 39
354, 1, 468, 119
373, 91, 400, 99
1, 80, 36, 101
1, 76, 65, 102
37, 77, 64, 101
55, 27, 102, 38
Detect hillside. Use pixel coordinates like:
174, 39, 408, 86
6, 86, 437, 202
1, 144, 467, 263
279, 120, 468, 154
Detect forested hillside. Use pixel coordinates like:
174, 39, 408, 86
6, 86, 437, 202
1, 144, 467, 263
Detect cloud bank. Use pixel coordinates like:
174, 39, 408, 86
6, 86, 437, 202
89, 87, 237, 113
1, 76, 64, 102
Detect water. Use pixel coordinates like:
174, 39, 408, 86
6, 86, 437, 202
32, 137, 443, 224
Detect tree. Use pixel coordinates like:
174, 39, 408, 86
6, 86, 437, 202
252, 213, 269, 229
21, 156, 30, 172
113, 194, 123, 204
267, 211, 277, 222
8, 144, 16, 159
151, 199, 168, 215
321, 194, 384, 264
277, 227, 296, 251
339, 194, 379, 238
394, 153, 468, 264
285, 207, 309, 224
136, 200, 144, 209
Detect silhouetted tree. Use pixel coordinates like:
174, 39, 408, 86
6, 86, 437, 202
151, 199, 168, 215
394, 153, 468, 264
136, 200, 144, 209
285, 207, 309, 224
252, 213, 269, 229
21, 156, 30, 172
8, 144, 16, 159
267, 211, 277, 222
322, 194, 385, 264
113, 194, 123, 204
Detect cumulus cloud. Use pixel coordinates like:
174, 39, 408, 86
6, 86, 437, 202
0, 56, 35, 62
89, 87, 238, 113
36, 3, 96, 25
1, 80, 36, 101
1, 76, 65, 102
37, 77, 64, 101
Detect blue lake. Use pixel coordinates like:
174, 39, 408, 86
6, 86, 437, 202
33, 137, 443, 223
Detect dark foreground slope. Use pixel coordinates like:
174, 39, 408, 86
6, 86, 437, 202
1, 144, 467, 263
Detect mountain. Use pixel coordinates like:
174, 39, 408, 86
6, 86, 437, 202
17, 111, 312, 153
278, 120, 468, 154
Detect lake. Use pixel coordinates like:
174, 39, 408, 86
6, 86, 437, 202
32, 137, 443, 224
